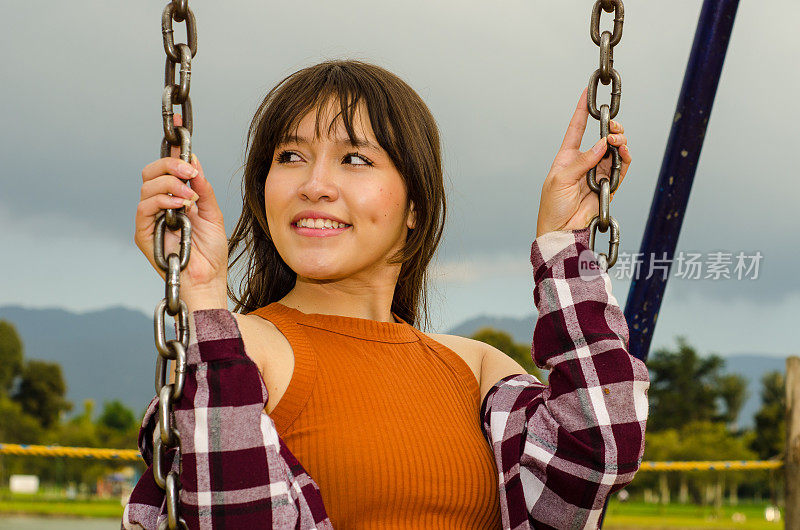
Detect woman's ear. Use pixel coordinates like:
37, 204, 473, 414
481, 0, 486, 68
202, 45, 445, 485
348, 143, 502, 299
406, 202, 416, 230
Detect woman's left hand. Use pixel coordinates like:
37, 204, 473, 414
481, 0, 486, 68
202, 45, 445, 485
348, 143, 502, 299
536, 87, 632, 238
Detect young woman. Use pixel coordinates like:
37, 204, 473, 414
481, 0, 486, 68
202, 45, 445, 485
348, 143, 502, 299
127, 61, 649, 529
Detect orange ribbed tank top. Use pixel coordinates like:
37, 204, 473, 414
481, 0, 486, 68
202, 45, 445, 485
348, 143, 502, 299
247, 302, 501, 529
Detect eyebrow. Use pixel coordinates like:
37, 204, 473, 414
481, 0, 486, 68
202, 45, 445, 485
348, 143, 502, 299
280, 134, 380, 152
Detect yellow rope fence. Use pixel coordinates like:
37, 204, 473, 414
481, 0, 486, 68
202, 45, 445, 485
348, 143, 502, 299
0, 443, 140, 461
639, 460, 782, 471
0, 443, 786, 471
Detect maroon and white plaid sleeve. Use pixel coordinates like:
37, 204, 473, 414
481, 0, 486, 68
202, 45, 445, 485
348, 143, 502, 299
123, 309, 332, 529
480, 227, 650, 530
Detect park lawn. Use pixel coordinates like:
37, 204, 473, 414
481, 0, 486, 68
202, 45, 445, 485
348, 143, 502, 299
0, 492, 123, 519
0, 493, 786, 526
603, 499, 783, 529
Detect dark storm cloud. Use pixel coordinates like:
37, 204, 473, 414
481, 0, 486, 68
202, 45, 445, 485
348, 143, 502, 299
0, 0, 796, 310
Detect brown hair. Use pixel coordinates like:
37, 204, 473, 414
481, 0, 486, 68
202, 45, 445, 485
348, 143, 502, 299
227, 60, 446, 329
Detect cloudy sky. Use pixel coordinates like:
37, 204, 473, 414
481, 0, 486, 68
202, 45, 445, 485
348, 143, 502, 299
1, 1, 796, 358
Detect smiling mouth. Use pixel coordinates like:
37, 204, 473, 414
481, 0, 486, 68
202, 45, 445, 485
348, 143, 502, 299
291, 221, 352, 237
292, 218, 351, 230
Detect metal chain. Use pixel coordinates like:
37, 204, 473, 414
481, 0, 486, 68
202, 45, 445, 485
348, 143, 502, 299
152, 1, 196, 528
587, 0, 623, 270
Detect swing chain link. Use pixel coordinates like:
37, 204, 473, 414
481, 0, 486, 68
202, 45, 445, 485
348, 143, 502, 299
587, 0, 624, 270
152, 1, 196, 528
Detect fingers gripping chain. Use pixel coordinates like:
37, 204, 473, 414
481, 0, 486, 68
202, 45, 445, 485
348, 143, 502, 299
153, 1, 196, 527
587, 0, 624, 270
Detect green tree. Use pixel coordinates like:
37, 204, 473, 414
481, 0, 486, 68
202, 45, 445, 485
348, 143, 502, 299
715, 373, 748, 429
470, 327, 542, 381
13, 360, 72, 428
0, 395, 43, 443
652, 421, 756, 461
0, 320, 24, 395
97, 400, 139, 449
40, 400, 106, 485
751, 371, 785, 459
643, 421, 758, 506
52, 399, 97, 447
99, 399, 137, 432
646, 337, 725, 431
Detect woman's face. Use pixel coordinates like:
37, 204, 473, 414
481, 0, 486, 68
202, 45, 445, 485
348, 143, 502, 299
264, 102, 415, 282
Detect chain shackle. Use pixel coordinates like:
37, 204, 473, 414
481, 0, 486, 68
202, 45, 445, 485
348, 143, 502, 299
599, 31, 613, 85
159, 386, 180, 446
588, 216, 620, 270
590, 0, 624, 47
163, 472, 189, 530
152, 2, 196, 527
161, 86, 193, 152
587, 151, 621, 193
153, 435, 182, 490
587, 68, 621, 120
600, 104, 610, 139
153, 211, 191, 271
155, 340, 187, 399
586, 105, 620, 194
153, 437, 169, 489
161, 3, 197, 62
159, 129, 192, 162
165, 44, 192, 105
586, 0, 623, 270
154, 298, 190, 358
598, 178, 611, 231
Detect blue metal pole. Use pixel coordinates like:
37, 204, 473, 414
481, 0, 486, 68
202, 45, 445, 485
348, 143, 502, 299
623, 0, 740, 363
599, 1, 739, 527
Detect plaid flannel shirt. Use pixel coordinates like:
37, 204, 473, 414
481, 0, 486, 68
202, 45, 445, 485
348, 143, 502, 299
123, 226, 649, 529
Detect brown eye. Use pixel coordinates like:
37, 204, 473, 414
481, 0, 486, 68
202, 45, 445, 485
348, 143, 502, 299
343, 153, 373, 166
276, 151, 302, 163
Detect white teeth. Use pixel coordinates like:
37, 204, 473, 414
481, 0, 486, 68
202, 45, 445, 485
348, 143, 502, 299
295, 218, 348, 229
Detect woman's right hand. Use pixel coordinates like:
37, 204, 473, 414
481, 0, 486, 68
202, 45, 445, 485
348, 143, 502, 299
134, 113, 229, 308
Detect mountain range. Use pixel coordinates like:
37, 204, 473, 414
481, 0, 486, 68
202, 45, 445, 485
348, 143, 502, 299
0, 305, 788, 429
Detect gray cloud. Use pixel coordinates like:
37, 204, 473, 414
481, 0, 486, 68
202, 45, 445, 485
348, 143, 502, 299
1, 1, 797, 350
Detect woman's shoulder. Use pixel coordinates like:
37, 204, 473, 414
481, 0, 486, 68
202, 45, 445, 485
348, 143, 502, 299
232, 312, 295, 414
422, 331, 529, 405
233, 313, 290, 353
419, 332, 486, 387
420, 332, 486, 356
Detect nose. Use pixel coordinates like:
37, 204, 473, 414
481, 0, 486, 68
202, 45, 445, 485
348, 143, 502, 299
297, 160, 339, 202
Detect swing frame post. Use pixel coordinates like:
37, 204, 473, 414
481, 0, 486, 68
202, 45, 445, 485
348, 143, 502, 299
787, 357, 800, 528
621, 0, 740, 363
599, 0, 740, 527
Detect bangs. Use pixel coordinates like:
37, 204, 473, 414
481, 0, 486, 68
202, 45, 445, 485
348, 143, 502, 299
268, 63, 397, 158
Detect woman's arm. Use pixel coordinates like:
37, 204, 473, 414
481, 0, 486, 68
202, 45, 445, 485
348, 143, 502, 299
480, 227, 649, 529
123, 309, 332, 529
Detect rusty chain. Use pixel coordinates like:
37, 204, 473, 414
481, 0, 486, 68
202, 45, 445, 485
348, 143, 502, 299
587, 0, 623, 270
151, 1, 196, 528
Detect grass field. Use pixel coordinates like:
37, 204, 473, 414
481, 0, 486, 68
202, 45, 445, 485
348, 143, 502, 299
0, 491, 123, 519
0, 492, 785, 527
603, 499, 783, 529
